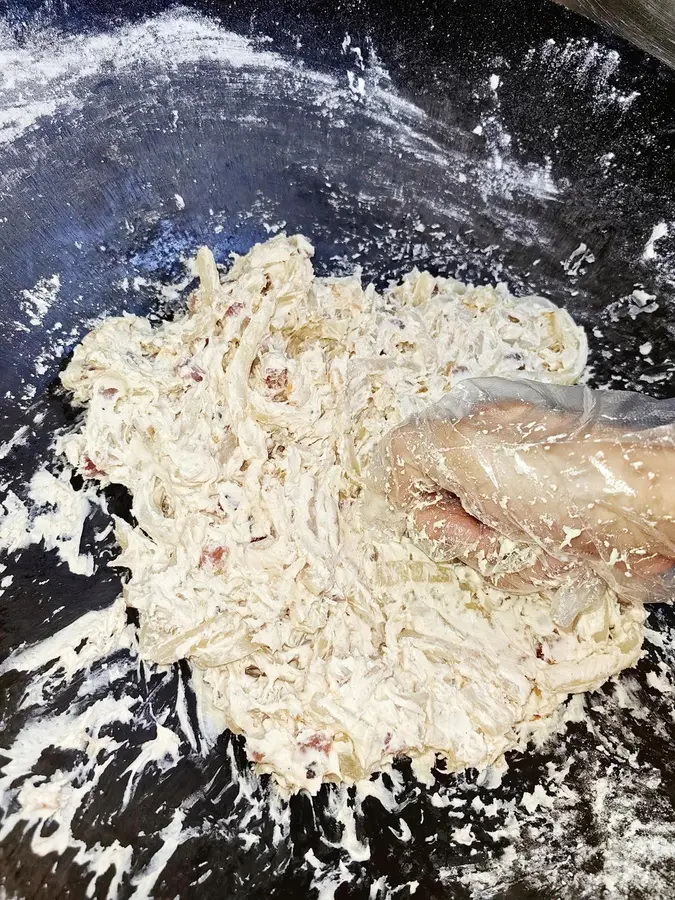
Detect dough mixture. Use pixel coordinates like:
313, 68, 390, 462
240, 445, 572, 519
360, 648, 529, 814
60, 235, 644, 794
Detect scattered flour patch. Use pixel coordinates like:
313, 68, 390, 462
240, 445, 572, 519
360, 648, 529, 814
19, 274, 60, 327
643, 222, 669, 261
0, 424, 29, 460
562, 242, 595, 277
0, 11, 292, 146
525, 38, 640, 111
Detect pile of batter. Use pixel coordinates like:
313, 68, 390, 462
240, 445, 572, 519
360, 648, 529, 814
60, 235, 644, 794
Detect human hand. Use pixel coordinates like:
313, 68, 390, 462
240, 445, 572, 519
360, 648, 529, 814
383, 377, 675, 612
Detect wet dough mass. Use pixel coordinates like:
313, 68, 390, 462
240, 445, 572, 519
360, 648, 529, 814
60, 235, 643, 794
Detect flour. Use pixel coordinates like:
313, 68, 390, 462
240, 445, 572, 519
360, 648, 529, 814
562, 242, 595, 277
473, 72, 560, 203
0, 424, 29, 461
524, 37, 640, 111
19, 274, 60, 328
0, 7, 564, 211
643, 221, 670, 261
0, 13, 292, 146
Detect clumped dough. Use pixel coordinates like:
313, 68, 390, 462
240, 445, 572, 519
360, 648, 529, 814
60, 235, 643, 794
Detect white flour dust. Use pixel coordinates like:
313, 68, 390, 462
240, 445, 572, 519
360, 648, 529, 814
0, 13, 292, 146
524, 37, 641, 111
643, 221, 670, 261
18, 273, 60, 328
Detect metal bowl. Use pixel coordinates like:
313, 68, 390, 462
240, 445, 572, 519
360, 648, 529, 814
1, 1, 675, 897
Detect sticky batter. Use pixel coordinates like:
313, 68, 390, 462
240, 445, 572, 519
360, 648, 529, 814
60, 235, 643, 794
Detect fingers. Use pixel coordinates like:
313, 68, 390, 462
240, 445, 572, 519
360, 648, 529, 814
408, 489, 571, 594
410, 491, 489, 551
385, 387, 675, 596
617, 552, 674, 577
386, 421, 445, 508
388, 399, 579, 508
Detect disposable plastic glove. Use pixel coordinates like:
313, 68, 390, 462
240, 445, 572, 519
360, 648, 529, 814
382, 377, 675, 624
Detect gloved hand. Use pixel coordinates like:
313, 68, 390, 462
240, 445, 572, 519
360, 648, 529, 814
382, 377, 675, 623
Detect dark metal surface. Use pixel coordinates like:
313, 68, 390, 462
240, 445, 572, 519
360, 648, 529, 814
1, 1, 675, 898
